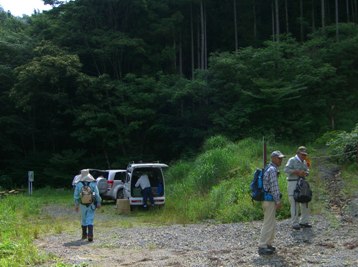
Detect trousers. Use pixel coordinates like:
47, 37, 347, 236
259, 201, 276, 248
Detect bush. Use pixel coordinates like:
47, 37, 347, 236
202, 135, 232, 151
326, 124, 358, 163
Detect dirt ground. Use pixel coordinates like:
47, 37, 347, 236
35, 160, 358, 267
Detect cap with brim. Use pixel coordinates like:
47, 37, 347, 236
271, 150, 285, 158
297, 146, 308, 155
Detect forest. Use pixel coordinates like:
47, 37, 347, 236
0, 0, 357, 188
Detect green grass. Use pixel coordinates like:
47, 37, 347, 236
0, 189, 70, 266
1, 136, 357, 266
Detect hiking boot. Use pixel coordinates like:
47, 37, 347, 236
267, 245, 276, 252
81, 226, 88, 239
258, 247, 274, 256
292, 224, 301, 230
88, 225, 93, 242
299, 223, 312, 228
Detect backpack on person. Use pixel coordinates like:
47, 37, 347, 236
250, 165, 273, 202
80, 181, 94, 205
293, 177, 312, 203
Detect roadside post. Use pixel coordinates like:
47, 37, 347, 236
28, 171, 34, 195
263, 137, 267, 168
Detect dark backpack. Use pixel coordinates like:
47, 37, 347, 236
80, 181, 94, 205
250, 165, 273, 202
293, 177, 312, 203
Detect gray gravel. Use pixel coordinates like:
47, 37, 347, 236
36, 207, 358, 267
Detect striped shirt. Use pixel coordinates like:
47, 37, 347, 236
263, 163, 281, 202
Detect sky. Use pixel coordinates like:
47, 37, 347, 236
0, 0, 52, 17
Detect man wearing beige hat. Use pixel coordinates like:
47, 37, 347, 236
284, 146, 311, 230
74, 169, 102, 241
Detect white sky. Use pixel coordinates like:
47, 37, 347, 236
0, 0, 52, 17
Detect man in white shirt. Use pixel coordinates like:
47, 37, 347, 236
135, 173, 154, 208
284, 146, 311, 230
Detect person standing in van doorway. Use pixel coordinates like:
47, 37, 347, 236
284, 146, 311, 230
258, 150, 285, 256
135, 173, 154, 208
74, 169, 102, 242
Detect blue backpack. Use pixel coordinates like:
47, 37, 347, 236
250, 165, 273, 202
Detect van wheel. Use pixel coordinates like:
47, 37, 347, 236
116, 189, 124, 200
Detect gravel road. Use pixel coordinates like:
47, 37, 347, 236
36, 205, 358, 267
36, 159, 358, 266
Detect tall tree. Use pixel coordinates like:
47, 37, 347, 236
336, 0, 339, 40
253, 0, 257, 42
285, 0, 289, 33
321, 0, 326, 29
275, 0, 280, 41
300, 0, 304, 41
190, 2, 195, 78
233, 0, 238, 52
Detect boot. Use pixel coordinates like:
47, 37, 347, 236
88, 225, 93, 242
81, 225, 87, 239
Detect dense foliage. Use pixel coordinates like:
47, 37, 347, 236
324, 123, 358, 163
0, 1, 357, 188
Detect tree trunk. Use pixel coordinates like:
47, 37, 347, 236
275, 0, 280, 42
204, 3, 208, 69
179, 34, 183, 76
351, 0, 356, 22
253, 0, 257, 43
190, 3, 195, 79
197, 18, 200, 69
285, 0, 289, 33
173, 37, 177, 71
336, 0, 339, 41
312, 0, 316, 32
346, 0, 350, 22
200, 0, 205, 69
234, 0, 238, 52
271, 1, 275, 41
321, 0, 325, 29
300, 0, 304, 42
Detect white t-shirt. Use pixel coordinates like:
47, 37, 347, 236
135, 174, 151, 190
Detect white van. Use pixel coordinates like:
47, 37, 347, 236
124, 162, 168, 207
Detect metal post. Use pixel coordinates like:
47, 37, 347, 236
263, 137, 267, 168
28, 171, 34, 195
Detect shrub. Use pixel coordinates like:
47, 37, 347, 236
326, 124, 358, 163
202, 135, 232, 151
